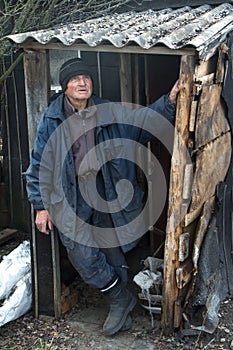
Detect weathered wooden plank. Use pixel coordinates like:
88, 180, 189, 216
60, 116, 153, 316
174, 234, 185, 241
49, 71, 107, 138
182, 164, 193, 200
178, 232, 190, 262
216, 43, 228, 83
51, 229, 62, 318
197, 73, 215, 85
192, 197, 215, 271
132, 54, 140, 104
162, 55, 195, 334
176, 259, 193, 289
24, 49, 51, 317
23, 49, 64, 318
120, 53, 132, 103
195, 84, 230, 149
189, 101, 198, 132
23, 49, 50, 151
174, 298, 182, 329
186, 132, 231, 225
21, 42, 196, 56
195, 54, 218, 79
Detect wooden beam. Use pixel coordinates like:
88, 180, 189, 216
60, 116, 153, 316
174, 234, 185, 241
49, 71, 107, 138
120, 53, 132, 103
176, 259, 193, 289
195, 54, 218, 80
195, 84, 230, 149
23, 49, 63, 318
161, 55, 195, 334
23, 49, 50, 151
185, 132, 231, 226
189, 101, 198, 132
216, 43, 228, 84
50, 229, 61, 318
23, 49, 51, 318
132, 54, 140, 104
21, 42, 196, 57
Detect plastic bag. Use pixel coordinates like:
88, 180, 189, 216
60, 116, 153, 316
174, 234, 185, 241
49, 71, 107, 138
0, 272, 32, 327
0, 240, 32, 327
0, 240, 31, 300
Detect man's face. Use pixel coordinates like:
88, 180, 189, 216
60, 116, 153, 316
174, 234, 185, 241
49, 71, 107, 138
65, 74, 92, 102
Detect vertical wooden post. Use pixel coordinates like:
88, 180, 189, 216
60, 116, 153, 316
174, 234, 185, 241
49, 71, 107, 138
23, 49, 61, 318
161, 55, 195, 333
120, 53, 132, 103
132, 54, 140, 104
24, 49, 50, 150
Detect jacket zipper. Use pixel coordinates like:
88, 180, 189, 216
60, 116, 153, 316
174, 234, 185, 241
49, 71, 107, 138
81, 116, 91, 172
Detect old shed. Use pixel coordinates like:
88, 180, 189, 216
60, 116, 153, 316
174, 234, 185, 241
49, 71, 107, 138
5, 2, 233, 335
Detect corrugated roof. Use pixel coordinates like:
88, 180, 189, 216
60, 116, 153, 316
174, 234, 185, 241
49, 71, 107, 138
6, 3, 233, 60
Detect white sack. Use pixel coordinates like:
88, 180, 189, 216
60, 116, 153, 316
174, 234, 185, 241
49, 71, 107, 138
0, 240, 31, 300
0, 271, 32, 327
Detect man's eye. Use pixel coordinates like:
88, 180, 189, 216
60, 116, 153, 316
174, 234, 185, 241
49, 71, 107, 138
70, 77, 78, 82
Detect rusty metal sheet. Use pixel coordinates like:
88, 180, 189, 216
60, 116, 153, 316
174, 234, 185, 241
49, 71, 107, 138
186, 132, 231, 223
195, 84, 230, 149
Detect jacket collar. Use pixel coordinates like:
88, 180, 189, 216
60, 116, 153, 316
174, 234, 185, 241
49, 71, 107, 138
64, 95, 97, 120
47, 93, 115, 127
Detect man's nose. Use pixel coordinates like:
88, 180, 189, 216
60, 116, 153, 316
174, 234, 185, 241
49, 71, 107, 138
78, 77, 86, 85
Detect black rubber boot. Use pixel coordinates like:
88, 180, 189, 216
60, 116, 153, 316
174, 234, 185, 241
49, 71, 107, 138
120, 314, 132, 331
102, 280, 136, 336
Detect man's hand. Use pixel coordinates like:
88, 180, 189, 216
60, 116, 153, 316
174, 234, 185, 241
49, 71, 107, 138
35, 209, 53, 235
169, 80, 180, 104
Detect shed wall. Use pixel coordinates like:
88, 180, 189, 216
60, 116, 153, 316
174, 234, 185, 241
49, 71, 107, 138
0, 52, 30, 231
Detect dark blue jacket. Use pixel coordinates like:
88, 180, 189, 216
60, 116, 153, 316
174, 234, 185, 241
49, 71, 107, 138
26, 93, 176, 251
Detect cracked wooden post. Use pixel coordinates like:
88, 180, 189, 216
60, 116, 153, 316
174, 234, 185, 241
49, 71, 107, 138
161, 55, 195, 334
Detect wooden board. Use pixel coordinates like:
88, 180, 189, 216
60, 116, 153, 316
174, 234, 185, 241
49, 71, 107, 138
0, 228, 18, 245
23, 49, 62, 318
23, 49, 50, 151
192, 196, 215, 271
120, 53, 132, 103
162, 54, 195, 333
216, 44, 228, 83
186, 132, 231, 225
195, 84, 230, 149
196, 54, 218, 79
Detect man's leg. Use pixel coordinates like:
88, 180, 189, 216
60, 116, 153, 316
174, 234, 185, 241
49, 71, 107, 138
100, 247, 128, 285
61, 177, 136, 335
59, 233, 135, 335
100, 277, 136, 336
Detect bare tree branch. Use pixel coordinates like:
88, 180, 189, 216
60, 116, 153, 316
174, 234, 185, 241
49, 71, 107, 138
0, 0, 149, 83
0, 51, 23, 85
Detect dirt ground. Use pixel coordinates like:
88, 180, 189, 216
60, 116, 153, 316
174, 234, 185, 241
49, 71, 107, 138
0, 234, 233, 350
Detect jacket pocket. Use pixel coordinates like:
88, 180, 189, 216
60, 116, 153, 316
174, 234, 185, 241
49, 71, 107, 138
50, 192, 64, 205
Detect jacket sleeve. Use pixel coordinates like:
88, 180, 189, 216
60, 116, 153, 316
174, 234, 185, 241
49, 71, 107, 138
134, 92, 176, 145
26, 114, 52, 210
110, 92, 176, 146
148, 93, 176, 125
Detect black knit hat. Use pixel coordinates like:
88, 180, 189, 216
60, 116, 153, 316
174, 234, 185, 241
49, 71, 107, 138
59, 58, 93, 91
